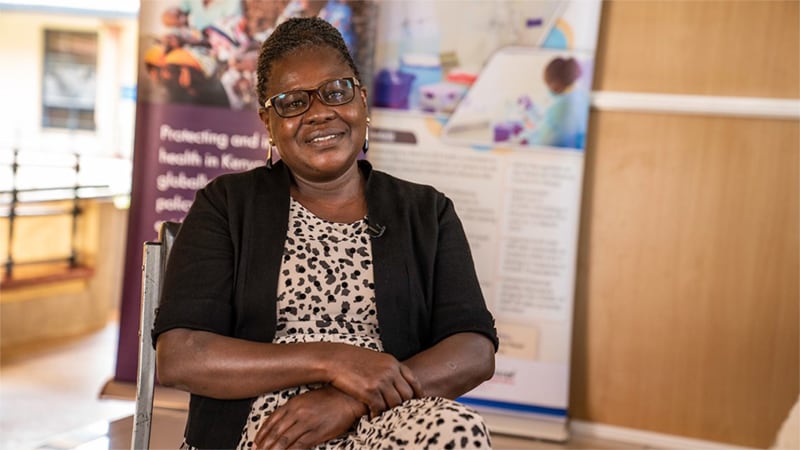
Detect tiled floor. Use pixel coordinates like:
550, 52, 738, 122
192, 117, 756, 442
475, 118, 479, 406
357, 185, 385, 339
0, 320, 134, 450
1, 320, 641, 450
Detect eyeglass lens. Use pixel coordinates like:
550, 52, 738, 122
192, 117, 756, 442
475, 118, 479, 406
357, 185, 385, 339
273, 78, 356, 117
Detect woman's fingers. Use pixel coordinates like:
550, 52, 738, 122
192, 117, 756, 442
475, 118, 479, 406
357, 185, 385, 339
254, 409, 280, 443
259, 421, 312, 450
393, 374, 416, 403
330, 349, 423, 415
400, 363, 425, 398
255, 387, 365, 449
359, 367, 419, 418
378, 384, 403, 416
255, 410, 296, 450
364, 388, 388, 419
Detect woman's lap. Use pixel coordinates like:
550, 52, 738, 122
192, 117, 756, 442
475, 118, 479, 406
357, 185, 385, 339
318, 397, 492, 450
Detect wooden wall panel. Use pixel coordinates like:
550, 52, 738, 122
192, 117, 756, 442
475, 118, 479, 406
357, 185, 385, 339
593, 0, 800, 98
571, 111, 799, 448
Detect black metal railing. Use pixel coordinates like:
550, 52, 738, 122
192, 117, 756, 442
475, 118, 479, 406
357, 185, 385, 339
1, 148, 116, 280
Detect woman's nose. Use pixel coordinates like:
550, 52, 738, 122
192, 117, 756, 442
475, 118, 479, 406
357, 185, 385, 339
302, 95, 336, 123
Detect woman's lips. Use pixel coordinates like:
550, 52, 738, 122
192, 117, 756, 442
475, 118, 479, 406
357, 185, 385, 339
308, 133, 340, 144
305, 128, 346, 145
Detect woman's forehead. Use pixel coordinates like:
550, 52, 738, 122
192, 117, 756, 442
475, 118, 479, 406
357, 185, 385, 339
267, 46, 353, 92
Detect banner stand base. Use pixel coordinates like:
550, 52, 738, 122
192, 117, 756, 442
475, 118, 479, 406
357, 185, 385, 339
99, 378, 189, 411
481, 410, 569, 443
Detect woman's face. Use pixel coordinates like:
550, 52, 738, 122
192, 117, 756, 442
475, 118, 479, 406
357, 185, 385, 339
260, 46, 367, 184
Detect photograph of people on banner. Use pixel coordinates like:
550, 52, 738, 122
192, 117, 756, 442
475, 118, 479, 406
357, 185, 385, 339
138, 0, 375, 110
371, 1, 567, 114
442, 47, 594, 150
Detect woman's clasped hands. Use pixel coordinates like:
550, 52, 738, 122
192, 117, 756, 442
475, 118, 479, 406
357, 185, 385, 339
253, 342, 424, 450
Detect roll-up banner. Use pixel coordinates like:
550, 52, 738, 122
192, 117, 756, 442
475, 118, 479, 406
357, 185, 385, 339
114, 0, 601, 442
114, 0, 378, 383
367, 0, 602, 441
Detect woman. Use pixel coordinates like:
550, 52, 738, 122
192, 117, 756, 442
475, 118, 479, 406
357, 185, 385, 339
154, 17, 498, 450
527, 56, 589, 149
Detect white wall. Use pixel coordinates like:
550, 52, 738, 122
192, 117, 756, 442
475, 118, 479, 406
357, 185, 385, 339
0, 9, 138, 194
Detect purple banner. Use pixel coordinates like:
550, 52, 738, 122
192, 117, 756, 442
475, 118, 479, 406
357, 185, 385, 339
114, 0, 377, 383
115, 103, 265, 382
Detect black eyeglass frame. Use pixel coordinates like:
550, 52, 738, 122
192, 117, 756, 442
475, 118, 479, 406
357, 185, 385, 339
264, 77, 362, 118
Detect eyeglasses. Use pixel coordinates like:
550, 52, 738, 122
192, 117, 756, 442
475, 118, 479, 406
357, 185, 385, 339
264, 77, 361, 118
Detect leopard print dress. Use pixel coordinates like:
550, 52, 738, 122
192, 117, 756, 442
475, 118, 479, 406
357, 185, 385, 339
236, 198, 491, 449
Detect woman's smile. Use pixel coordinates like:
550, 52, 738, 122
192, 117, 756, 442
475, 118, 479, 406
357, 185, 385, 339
304, 127, 346, 146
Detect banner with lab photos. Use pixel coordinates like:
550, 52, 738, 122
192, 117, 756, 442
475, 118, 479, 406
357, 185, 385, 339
367, 0, 602, 440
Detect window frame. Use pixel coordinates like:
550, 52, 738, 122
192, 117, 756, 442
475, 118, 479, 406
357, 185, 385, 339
41, 29, 99, 131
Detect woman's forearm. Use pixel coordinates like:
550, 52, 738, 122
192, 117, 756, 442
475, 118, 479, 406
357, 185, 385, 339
156, 328, 333, 399
156, 328, 421, 415
402, 332, 496, 399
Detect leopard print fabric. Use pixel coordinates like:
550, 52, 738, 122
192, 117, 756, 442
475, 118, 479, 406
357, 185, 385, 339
236, 198, 491, 449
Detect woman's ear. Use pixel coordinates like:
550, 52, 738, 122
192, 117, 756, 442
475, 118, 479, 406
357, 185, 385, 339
258, 108, 274, 143
360, 87, 368, 108
258, 107, 269, 126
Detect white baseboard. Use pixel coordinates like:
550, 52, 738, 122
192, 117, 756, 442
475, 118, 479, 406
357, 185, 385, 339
570, 420, 759, 450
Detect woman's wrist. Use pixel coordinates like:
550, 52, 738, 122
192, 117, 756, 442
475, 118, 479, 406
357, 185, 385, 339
310, 341, 337, 382
325, 384, 368, 419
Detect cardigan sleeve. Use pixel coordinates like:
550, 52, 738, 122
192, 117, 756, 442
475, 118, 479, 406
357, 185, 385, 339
152, 176, 236, 342
428, 194, 499, 350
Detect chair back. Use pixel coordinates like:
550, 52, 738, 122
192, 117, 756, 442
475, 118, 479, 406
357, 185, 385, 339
131, 221, 181, 450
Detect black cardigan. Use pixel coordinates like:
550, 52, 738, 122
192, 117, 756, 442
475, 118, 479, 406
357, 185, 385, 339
153, 160, 498, 449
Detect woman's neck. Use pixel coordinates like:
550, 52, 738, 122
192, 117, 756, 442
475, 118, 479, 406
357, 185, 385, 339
289, 165, 367, 223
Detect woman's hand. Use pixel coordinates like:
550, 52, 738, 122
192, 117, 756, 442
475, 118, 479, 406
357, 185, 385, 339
253, 386, 366, 450
325, 345, 424, 418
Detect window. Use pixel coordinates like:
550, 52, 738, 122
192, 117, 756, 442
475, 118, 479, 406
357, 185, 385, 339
42, 30, 98, 131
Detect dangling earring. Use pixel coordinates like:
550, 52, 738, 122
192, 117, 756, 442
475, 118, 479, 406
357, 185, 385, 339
266, 139, 274, 170
362, 117, 370, 153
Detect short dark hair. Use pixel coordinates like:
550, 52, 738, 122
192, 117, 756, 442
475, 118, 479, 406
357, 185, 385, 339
256, 17, 360, 107
544, 57, 582, 87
